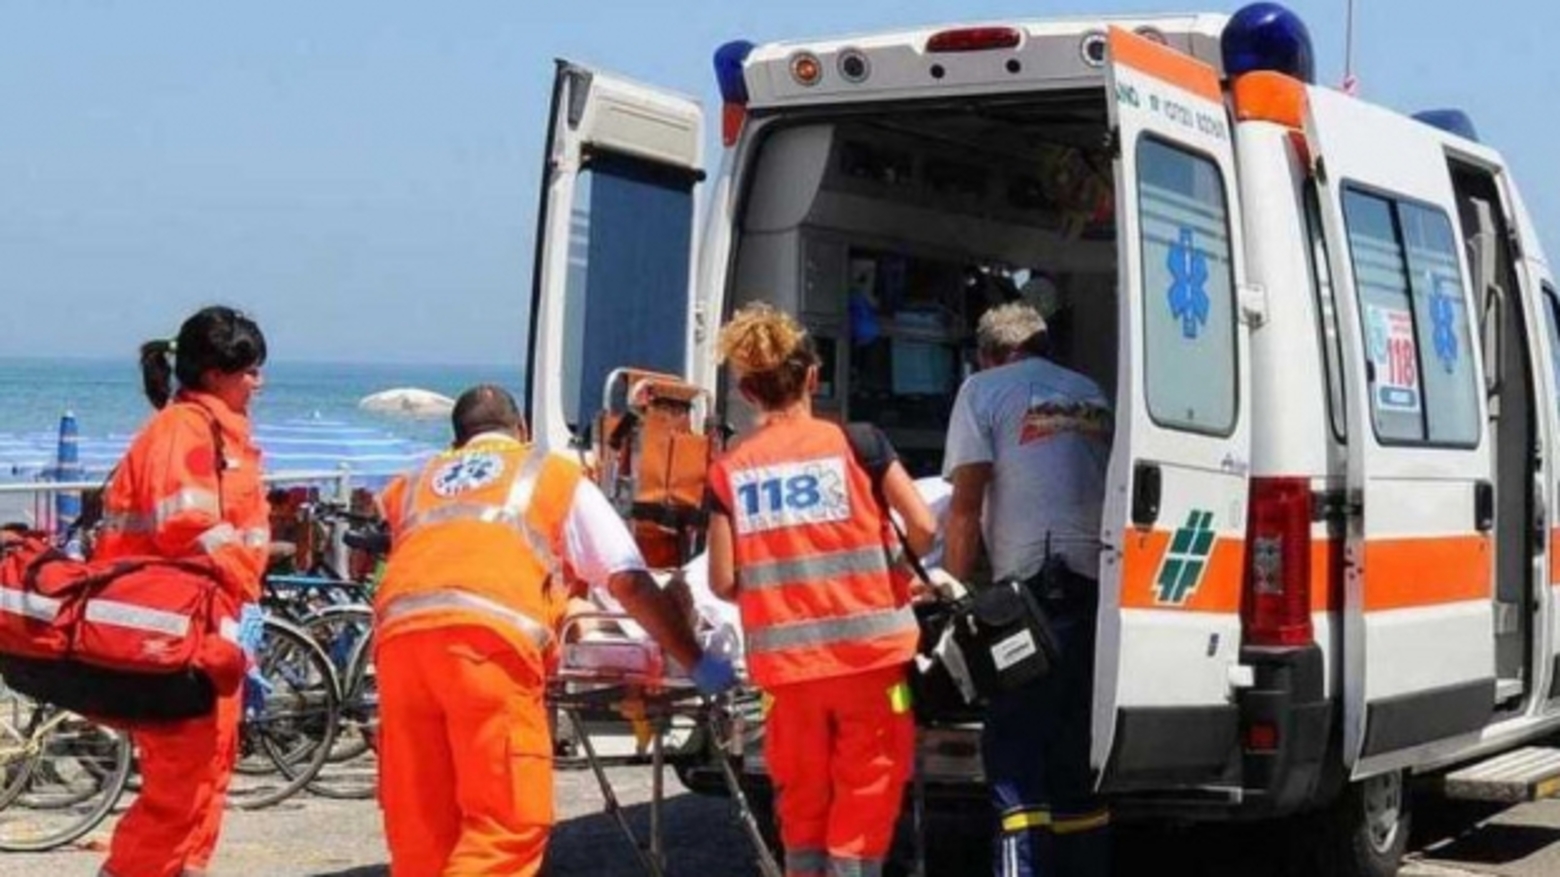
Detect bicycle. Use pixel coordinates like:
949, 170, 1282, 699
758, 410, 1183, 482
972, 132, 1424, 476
0, 684, 132, 852
228, 614, 342, 810
254, 501, 388, 802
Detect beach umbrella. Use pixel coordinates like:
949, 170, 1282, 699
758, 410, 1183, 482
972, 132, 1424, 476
358, 387, 456, 420
253, 418, 438, 488
53, 412, 82, 535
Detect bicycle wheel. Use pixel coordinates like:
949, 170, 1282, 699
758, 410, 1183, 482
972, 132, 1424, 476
0, 685, 44, 810
0, 707, 131, 852
306, 614, 378, 801
230, 616, 340, 810
298, 604, 375, 764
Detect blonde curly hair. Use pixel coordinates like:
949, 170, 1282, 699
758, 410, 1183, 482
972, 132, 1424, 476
717, 301, 818, 409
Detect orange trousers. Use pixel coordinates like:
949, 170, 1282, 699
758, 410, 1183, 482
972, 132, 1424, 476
377, 625, 553, 877
103, 686, 241, 877
765, 665, 915, 877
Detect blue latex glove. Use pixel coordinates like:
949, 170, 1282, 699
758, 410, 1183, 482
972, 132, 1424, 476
691, 654, 739, 696
243, 666, 274, 720
236, 603, 265, 660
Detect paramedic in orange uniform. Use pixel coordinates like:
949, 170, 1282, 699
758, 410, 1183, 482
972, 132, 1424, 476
96, 305, 271, 877
374, 384, 736, 877
706, 303, 938, 877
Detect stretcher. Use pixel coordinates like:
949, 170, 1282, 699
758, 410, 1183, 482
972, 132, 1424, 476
549, 613, 782, 877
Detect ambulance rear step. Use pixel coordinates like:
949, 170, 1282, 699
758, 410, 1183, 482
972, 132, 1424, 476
1441, 747, 1560, 803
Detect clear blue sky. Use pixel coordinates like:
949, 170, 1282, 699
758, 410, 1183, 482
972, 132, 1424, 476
0, 1, 1553, 366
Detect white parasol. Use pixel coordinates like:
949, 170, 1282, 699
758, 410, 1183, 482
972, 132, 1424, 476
358, 387, 456, 420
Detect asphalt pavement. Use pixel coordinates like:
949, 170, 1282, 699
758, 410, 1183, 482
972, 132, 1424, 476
2, 766, 1560, 876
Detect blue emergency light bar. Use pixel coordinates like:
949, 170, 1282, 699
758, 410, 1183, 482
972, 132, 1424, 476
1221, 2, 1316, 84
1413, 109, 1481, 143
714, 40, 756, 104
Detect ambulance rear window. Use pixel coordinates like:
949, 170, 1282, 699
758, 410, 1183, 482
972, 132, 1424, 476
1342, 188, 1480, 447
1137, 137, 1237, 436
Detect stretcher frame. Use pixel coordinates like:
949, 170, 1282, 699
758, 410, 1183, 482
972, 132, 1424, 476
549, 613, 782, 877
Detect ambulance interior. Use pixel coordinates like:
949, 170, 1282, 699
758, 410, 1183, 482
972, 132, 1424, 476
729, 92, 1118, 478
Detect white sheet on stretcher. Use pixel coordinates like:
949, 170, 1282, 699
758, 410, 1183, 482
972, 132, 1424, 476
573, 477, 950, 674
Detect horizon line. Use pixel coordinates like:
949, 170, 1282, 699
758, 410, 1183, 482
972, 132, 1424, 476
0, 353, 525, 370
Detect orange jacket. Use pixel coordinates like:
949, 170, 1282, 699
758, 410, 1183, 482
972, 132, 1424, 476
709, 416, 918, 688
96, 392, 269, 602
374, 436, 582, 661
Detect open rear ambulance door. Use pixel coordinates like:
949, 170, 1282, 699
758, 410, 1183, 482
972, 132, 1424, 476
1304, 88, 1495, 778
526, 62, 705, 451
1093, 28, 1252, 791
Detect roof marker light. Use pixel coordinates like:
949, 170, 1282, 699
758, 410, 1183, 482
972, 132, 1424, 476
1221, 3, 1316, 84
838, 48, 871, 84
926, 26, 1022, 53
1079, 31, 1108, 67
789, 52, 823, 87
1413, 109, 1480, 143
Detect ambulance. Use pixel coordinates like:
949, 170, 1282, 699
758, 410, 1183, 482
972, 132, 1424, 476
522, 4, 1560, 874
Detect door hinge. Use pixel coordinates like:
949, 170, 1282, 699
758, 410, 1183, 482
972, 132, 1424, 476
1103, 127, 1122, 161
1311, 489, 1358, 532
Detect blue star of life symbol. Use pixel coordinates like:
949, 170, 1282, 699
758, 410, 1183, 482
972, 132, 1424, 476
1167, 226, 1210, 339
1430, 280, 1459, 372
431, 452, 504, 497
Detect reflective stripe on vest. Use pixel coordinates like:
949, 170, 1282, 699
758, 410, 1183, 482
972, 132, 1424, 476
741, 545, 890, 591
379, 589, 553, 650
745, 605, 916, 655
156, 488, 220, 526
84, 599, 192, 638
0, 589, 61, 622
398, 445, 558, 572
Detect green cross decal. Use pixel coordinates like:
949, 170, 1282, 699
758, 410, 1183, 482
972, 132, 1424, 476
1155, 510, 1217, 605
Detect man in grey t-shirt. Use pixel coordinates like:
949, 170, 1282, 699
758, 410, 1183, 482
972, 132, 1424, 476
943, 302, 1111, 877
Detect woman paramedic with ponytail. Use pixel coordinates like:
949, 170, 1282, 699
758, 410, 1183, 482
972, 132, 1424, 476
707, 302, 938, 877
95, 305, 271, 877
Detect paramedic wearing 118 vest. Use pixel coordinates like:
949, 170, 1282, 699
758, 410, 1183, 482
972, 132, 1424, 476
706, 303, 938, 877
96, 306, 271, 877
373, 385, 736, 877
942, 302, 1113, 877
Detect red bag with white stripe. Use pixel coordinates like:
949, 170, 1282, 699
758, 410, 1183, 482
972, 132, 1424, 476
0, 531, 243, 722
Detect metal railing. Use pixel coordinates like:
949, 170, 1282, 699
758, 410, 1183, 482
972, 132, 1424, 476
0, 468, 360, 531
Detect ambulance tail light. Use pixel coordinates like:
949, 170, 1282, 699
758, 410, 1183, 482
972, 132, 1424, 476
1242, 477, 1313, 647
926, 27, 1022, 53
714, 39, 755, 147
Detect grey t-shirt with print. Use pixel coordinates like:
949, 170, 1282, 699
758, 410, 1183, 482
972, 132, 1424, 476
942, 356, 1112, 581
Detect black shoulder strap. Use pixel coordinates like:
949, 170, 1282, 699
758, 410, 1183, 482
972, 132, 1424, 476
843, 423, 931, 585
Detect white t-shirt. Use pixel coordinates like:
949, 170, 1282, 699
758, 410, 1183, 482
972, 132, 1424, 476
942, 357, 1112, 581
563, 478, 649, 592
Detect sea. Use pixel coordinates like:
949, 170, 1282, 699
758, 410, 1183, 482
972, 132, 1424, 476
0, 356, 524, 512
0, 357, 521, 445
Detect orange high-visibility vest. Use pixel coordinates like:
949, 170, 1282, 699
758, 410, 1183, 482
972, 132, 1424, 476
710, 416, 918, 688
96, 392, 270, 602
374, 436, 582, 660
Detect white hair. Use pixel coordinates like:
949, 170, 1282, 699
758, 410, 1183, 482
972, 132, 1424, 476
976, 302, 1048, 359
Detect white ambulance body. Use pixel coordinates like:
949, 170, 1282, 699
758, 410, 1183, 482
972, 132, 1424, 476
523, 5, 1560, 873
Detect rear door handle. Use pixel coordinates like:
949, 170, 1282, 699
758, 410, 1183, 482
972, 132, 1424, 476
1132, 462, 1161, 528
1474, 480, 1494, 532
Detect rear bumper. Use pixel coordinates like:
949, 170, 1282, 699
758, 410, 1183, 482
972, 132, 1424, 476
1107, 644, 1337, 820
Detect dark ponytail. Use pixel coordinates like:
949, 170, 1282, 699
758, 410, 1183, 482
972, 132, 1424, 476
139, 340, 176, 410
140, 306, 268, 410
